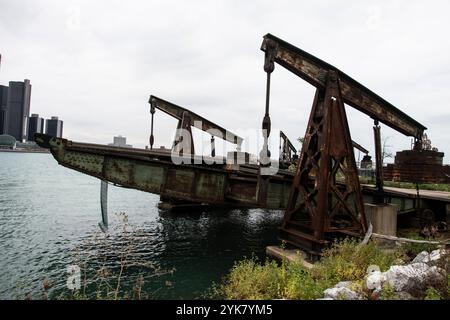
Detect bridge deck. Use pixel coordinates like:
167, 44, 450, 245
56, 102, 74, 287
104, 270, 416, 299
35, 134, 450, 216
362, 184, 450, 203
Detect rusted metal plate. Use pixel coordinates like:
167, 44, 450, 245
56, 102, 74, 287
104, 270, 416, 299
194, 172, 226, 202
226, 177, 258, 205
104, 157, 135, 186
164, 168, 195, 196
133, 163, 165, 194
63, 151, 104, 175
267, 181, 290, 209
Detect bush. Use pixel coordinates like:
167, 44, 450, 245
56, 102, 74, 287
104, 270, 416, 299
211, 257, 330, 300
424, 287, 441, 300
397, 229, 440, 258
312, 239, 402, 283
212, 259, 282, 300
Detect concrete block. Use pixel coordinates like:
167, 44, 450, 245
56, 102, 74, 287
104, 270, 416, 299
364, 203, 398, 236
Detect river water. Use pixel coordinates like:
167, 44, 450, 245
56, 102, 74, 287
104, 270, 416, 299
0, 152, 283, 299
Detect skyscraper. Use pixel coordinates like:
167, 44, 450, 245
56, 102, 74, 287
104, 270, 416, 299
45, 116, 63, 138
0, 85, 8, 134
28, 113, 45, 141
5, 80, 31, 141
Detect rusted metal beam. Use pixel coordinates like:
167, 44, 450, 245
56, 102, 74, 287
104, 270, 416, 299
261, 33, 426, 139
279, 131, 297, 167
34, 134, 293, 210
149, 95, 243, 147
172, 111, 195, 156
352, 140, 369, 155
280, 131, 297, 154
373, 120, 384, 203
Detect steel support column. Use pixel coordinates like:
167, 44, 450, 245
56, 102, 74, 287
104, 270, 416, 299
373, 120, 384, 203
280, 70, 367, 255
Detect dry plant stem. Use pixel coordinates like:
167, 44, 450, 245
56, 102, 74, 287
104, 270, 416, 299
115, 258, 125, 300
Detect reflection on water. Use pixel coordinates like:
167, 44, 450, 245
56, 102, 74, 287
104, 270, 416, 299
0, 152, 283, 299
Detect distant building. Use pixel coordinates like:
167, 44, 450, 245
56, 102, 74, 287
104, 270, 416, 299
108, 135, 132, 148
5, 80, 32, 141
360, 155, 373, 169
27, 113, 45, 141
45, 116, 63, 138
0, 85, 8, 134
0, 134, 16, 150
384, 149, 450, 184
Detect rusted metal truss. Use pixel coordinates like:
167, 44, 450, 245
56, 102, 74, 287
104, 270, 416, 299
260, 34, 427, 255
261, 34, 427, 139
148, 95, 243, 156
279, 131, 297, 169
283, 74, 367, 254
278, 129, 368, 170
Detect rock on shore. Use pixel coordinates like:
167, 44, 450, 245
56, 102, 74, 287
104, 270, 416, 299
321, 249, 447, 300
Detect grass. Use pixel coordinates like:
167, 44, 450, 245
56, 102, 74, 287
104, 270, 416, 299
358, 177, 450, 192
397, 229, 441, 258
209, 257, 327, 300
212, 238, 449, 300
211, 239, 405, 300
311, 239, 404, 284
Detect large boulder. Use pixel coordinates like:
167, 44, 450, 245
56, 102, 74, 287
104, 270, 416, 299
384, 262, 446, 293
412, 249, 445, 264
323, 281, 362, 300
366, 271, 385, 291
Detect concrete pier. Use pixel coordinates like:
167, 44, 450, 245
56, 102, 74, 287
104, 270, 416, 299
364, 203, 398, 246
266, 246, 314, 269
364, 203, 398, 236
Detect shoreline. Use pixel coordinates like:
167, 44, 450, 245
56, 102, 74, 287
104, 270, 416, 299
0, 148, 50, 154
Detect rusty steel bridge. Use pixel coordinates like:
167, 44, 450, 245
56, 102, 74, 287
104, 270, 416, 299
35, 34, 449, 257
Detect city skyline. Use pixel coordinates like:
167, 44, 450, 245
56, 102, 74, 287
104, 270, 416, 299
0, 78, 64, 141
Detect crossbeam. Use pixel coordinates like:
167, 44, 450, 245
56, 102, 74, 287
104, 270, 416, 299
352, 141, 369, 155
280, 131, 297, 155
149, 95, 243, 147
261, 34, 426, 139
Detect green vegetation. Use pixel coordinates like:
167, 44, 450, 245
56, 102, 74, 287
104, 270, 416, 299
311, 239, 403, 283
424, 287, 442, 300
209, 257, 326, 300
380, 282, 397, 300
213, 238, 450, 300
397, 229, 440, 258
358, 177, 450, 192
211, 239, 404, 300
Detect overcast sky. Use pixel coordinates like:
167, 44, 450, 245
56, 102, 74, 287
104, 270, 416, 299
1, 0, 449, 163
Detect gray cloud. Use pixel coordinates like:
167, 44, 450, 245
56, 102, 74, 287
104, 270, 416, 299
1, 0, 449, 162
